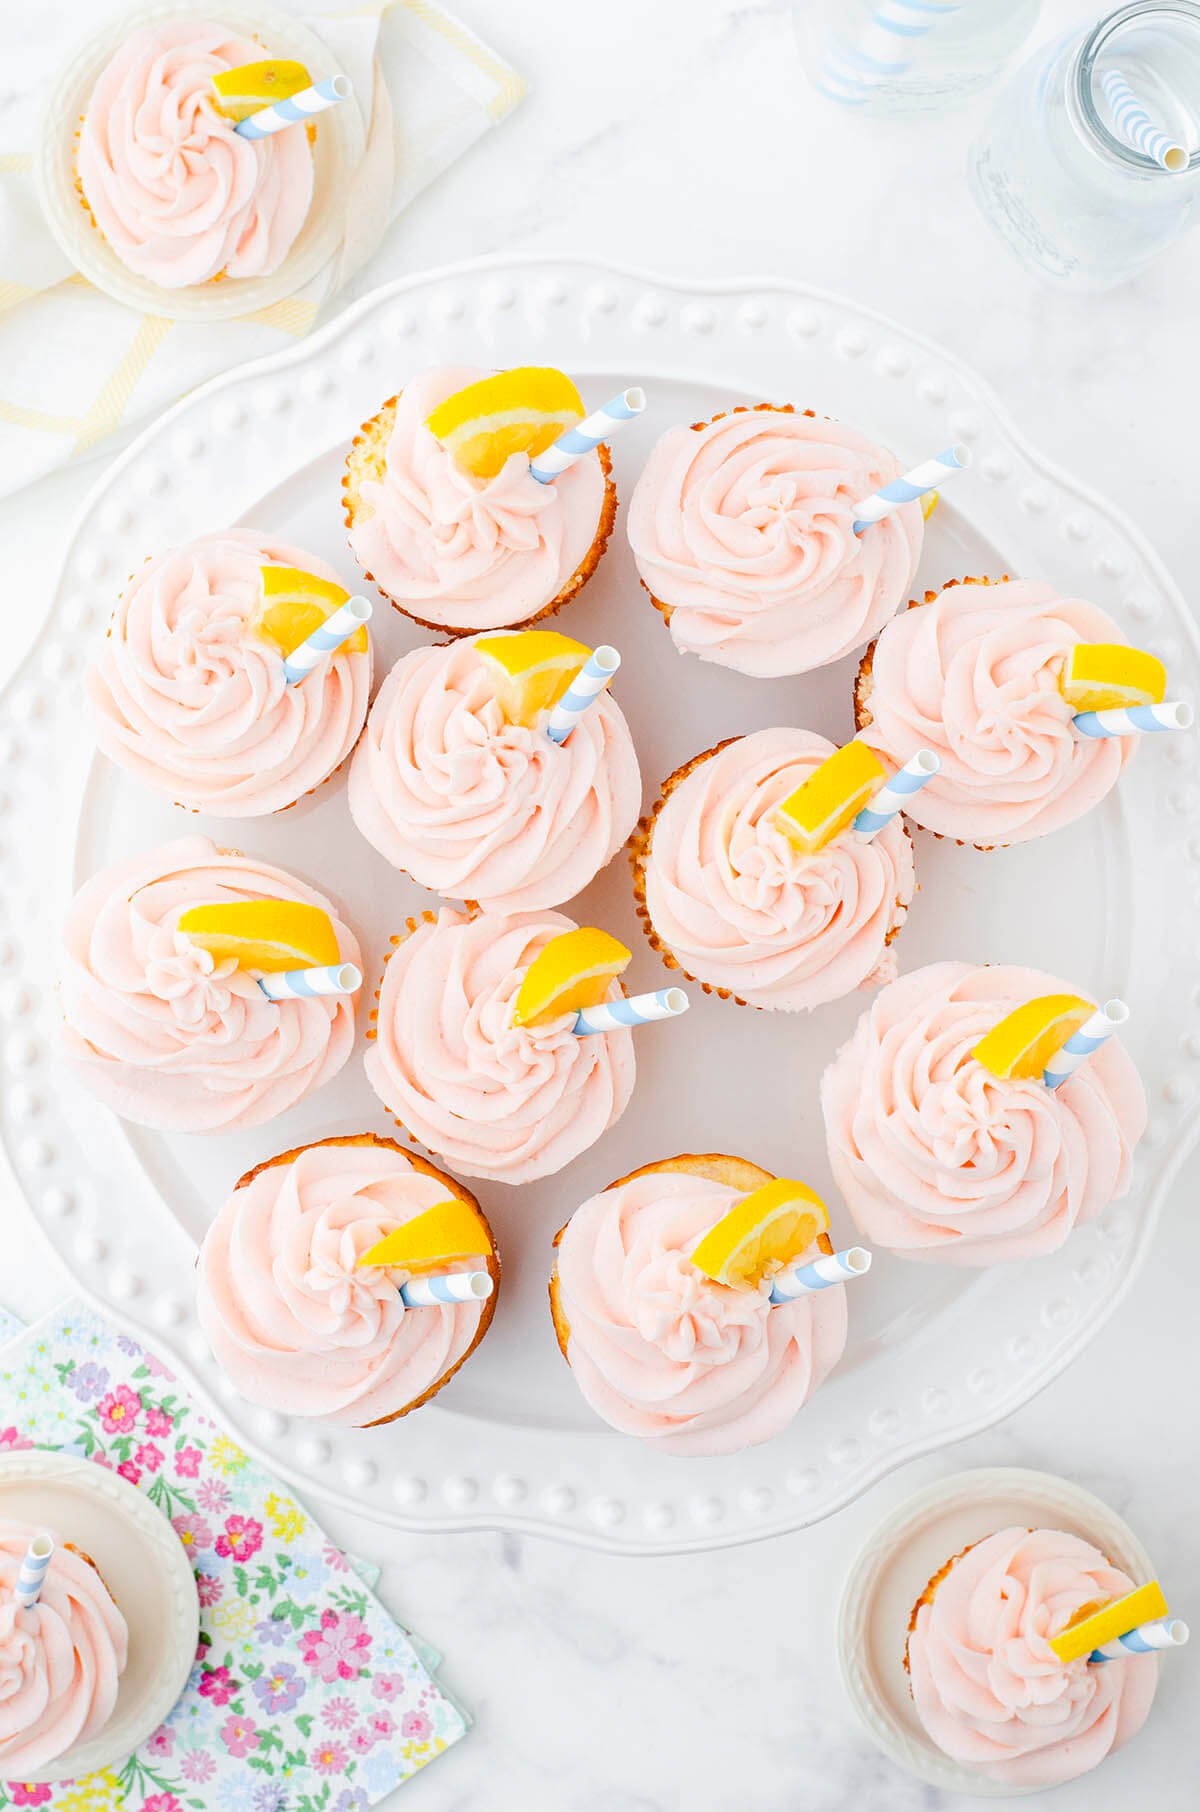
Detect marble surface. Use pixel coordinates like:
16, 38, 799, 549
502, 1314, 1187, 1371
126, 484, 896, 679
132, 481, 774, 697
1, 1, 1198, 1806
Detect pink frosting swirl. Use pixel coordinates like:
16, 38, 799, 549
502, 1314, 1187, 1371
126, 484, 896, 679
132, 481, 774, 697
348, 636, 641, 911
77, 21, 314, 288
908, 1527, 1157, 1788
365, 908, 635, 1183
822, 962, 1146, 1265
61, 835, 360, 1132
197, 1141, 494, 1425
627, 408, 922, 676
89, 531, 370, 817
641, 729, 914, 1010
346, 367, 609, 629
554, 1168, 847, 1455
0, 1521, 128, 1774
858, 580, 1136, 844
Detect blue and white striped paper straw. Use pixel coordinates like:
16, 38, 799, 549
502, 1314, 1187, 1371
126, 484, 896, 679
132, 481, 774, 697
281, 595, 371, 685
545, 646, 621, 743
236, 75, 352, 140
817, 2, 961, 105
1091, 1617, 1190, 1662
852, 445, 969, 535
1043, 999, 1127, 1090
14, 1533, 54, 1609
258, 963, 362, 1001
854, 749, 941, 838
1100, 69, 1187, 172
1072, 700, 1193, 738
573, 987, 690, 1036
769, 1247, 872, 1303
529, 387, 646, 483
399, 1271, 493, 1308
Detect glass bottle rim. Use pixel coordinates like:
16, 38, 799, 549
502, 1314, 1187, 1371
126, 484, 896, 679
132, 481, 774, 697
1072, 0, 1200, 174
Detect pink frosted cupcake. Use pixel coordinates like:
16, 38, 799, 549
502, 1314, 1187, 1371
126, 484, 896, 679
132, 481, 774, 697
628, 405, 923, 676
60, 835, 361, 1132
348, 635, 641, 911
89, 531, 371, 818
822, 962, 1147, 1265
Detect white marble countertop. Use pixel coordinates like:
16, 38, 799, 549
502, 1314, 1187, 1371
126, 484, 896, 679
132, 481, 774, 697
2, 1, 1198, 1807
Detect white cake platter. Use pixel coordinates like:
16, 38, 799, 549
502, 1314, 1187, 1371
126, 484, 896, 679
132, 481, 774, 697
0, 256, 1197, 1555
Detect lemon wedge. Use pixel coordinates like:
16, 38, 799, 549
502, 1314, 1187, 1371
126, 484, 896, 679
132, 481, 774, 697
512, 928, 632, 1028
972, 994, 1095, 1081
921, 490, 940, 521
210, 60, 312, 122
775, 741, 887, 855
1059, 643, 1167, 713
256, 566, 368, 658
176, 901, 339, 973
690, 1178, 829, 1291
358, 1196, 492, 1271
425, 368, 584, 479
1047, 1581, 1169, 1664
474, 631, 591, 726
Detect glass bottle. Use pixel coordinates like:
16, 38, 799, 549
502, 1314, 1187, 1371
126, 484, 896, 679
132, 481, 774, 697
794, 0, 1042, 117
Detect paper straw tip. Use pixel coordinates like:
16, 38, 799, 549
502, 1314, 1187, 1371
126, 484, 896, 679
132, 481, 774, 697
331, 74, 353, 100
1166, 1618, 1190, 1645
1168, 701, 1195, 729
845, 1247, 872, 1274
947, 443, 971, 469
664, 988, 690, 1015
593, 645, 621, 673
29, 1533, 54, 1559
913, 749, 941, 776
468, 1272, 495, 1299
624, 386, 647, 413
336, 964, 363, 992
345, 595, 373, 623
1101, 998, 1129, 1026
1164, 145, 1188, 172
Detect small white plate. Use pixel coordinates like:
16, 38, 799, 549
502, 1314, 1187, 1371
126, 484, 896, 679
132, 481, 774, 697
0, 1449, 199, 1782
837, 1466, 1156, 1797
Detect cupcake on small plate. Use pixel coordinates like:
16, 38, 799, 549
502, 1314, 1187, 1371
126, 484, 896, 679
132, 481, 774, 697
197, 1134, 500, 1425
89, 531, 371, 817
550, 1155, 851, 1455
349, 630, 641, 911
822, 961, 1147, 1265
60, 834, 361, 1132
627, 404, 923, 676
632, 728, 915, 1010
342, 366, 619, 633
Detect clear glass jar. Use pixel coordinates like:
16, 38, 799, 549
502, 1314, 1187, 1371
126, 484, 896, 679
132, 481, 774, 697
794, 0, 1042, 117
969, 3, 1200, 289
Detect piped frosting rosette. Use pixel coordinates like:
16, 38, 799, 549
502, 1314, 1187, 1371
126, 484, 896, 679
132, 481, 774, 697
633, 728, 914, 1010
0, 1521, 128, 1775
822, 962, 1146, 1265
76, 20, 314, 288
365, 908, 635, 1183
60, 835, 360, 1132
197, 1137, 499, 1426
348, 635, 641, 911
627, 405, 923, 676
89, 531, 370, 817
855, 578, 1136, 845
907, 1527, 1157, 1788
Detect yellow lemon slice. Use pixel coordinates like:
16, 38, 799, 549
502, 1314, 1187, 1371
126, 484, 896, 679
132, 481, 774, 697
972, 993, 1095, 1081
1047, 1581, 1168, 1664
1059, 643, 1167, 713
689, 1178, 830, 1291
176, 901, 339, 973
512, 928, 632, 1028
775, 741, 887, 855
921, 489, 940, 521
474, 631, 591, 726
358, 1196, 492, 1271
425, 367, 585, 479
209, 60, 312, 121
256, 566, 368, 658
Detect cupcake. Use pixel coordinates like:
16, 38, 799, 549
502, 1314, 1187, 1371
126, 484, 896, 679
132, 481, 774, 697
76, 20, 314, 289
342, 366, 617, 632
549, 1154, 849, 1455
365, 908, 635, 1183
0, 1520, 128, 1776
627, 405, 923, 676
854, 577, 1138, 847
631, 728, 914, 1010
906, 1527, 1157, 1788
89, 531, 371, 817
822, 962, 1146, 1265
196, 1134, 499, 1425
348, 634, 641, 911
60, 835, 361, 1132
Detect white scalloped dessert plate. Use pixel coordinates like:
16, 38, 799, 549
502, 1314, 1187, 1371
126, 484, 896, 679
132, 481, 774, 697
1, 257, 1198, 1555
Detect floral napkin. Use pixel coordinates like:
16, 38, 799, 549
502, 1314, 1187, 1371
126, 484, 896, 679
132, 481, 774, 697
0, 1300, 467, 1809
